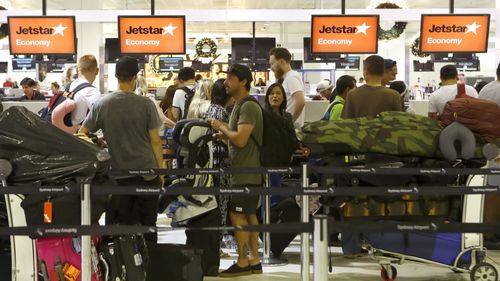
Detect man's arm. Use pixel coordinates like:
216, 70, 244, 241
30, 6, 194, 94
210, 119, 254, 149
148, 129, 164, 169
290, 91, 305, 122
171, 107, 181, 122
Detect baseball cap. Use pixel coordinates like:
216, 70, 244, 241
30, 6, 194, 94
115, 56, 140, 79
316, 80, 333, 92
225, 64, 253, 84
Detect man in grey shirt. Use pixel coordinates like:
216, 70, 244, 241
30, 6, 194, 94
80, 56, 163, 242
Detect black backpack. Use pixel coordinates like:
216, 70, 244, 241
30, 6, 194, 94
39, 82, 94, 126
181, 86, 196, 120
238, 96, 299, 167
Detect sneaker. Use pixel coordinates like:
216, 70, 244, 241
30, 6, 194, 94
219, 263, 252, 277
250, 263, 263, 274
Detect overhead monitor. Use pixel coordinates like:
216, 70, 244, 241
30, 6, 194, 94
12, 57, 35, 71
311, 15, 379, 54
158, 57, 183, 72
455, 60, 480, 71
303, 37, 341, 62
419, 14, 490, 53
231, 38, 276, 62
105, 38, 147, 63
8, 16, 76, 55
413, 60, 435, 72
335, 56, 360, 70
118, 16, 186, 55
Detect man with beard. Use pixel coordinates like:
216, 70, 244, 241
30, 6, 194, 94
209, 64, 263, 277
269, 48, 305, 131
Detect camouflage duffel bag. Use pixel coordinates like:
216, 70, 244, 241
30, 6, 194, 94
301, 112, 443, 158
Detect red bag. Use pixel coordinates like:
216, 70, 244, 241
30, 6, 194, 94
439, 83, 500, 142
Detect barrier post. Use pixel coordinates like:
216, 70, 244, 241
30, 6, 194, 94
81, 181, 92, 281
261, 173, 287, 266
301, 163, 310, 281
313, 215, 329, 281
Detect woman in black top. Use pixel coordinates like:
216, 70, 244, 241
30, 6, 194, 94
20, 77, 45, 101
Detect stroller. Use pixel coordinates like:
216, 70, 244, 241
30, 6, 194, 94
301, 113, 500, 281
159, 119, 221, 276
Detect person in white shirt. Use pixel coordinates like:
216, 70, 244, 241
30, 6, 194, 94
478, 63, 500, 106
69, 55, 102, 125
171, 67, 196, 121
428, 65, 478, 119
269, 48, 305, 130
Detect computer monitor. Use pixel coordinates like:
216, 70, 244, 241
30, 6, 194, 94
158, 57, 183, 72
231, 37, 276, 63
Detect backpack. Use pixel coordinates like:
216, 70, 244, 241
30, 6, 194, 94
238, 96, 299, 167
322, 99, 343, 121
39, 82, 94, 126
181, 86, 196, 120
439, 83, 500, 142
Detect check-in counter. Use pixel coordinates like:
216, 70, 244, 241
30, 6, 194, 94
304, 100, 330, 122
408, 100, 429, 117
2, 101, 49, 115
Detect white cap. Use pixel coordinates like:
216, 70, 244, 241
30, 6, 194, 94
316, 80, 333, 92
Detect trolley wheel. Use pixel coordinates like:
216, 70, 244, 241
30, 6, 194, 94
380, 265, 397, 281
470, 263, 499, 281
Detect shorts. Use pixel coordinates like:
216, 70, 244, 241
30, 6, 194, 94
229, 185, 261, 215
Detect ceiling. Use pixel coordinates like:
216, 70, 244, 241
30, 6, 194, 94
6, 0, 497, 10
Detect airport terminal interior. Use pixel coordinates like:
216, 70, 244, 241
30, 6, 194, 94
1, 0, 500, 280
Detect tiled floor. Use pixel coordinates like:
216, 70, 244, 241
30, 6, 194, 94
157, 216, 500, 281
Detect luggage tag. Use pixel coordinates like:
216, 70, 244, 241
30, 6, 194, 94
43, 199, 53, 224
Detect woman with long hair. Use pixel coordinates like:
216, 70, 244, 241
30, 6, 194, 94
187, 79, 213, 119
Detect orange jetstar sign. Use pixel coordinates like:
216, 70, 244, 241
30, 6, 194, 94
311, 15, 379, 54
8, 16, 76, 55
419, 14, 490, 53
119, 16, 186, 55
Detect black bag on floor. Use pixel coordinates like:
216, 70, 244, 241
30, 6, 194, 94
185, 208, 221, 276
99, 234, 149, 281
268, 197, 301, 258
146, 243, 203, 281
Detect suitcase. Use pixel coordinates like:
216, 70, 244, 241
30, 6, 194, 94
36, 236, 103, 281
99, 235, 148, 281
185, 208, 221, 276
267, 197, 301, 258
146, 243, 203, 281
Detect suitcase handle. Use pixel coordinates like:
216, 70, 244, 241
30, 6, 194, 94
99, 252, 110, 281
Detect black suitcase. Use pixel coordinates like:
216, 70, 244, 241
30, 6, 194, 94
146, 243, 203, 281
185, 208, 221, 276
268, 197, 301, 258
100, 234, 149, 281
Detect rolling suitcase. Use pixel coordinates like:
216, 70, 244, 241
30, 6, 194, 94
146, 243, 203, 281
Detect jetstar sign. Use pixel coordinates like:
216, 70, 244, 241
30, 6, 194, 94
8, 16, 76, 55
420, 14, 490, 53
311, 15, 379, 54
118, 16, 186, 54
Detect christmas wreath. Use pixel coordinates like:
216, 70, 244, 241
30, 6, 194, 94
195, 38, 217, 58
0, 6, 9, 40
411, 38, 430, 58
375, 2, 407, 41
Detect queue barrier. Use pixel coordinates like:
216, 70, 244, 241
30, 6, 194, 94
1, 163, 499, 281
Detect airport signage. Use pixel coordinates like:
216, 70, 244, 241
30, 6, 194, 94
8, 16, 76, 55
419, 14, 490, 53
311, 15, 379, 54
118, 16, 186, 54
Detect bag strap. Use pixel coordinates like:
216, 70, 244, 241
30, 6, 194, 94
236, 96, 262, 151
66, 82, 95, 99
455, 83, 467, 99
323, 100, 343, 120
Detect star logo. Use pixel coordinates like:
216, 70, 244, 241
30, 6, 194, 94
465, 21, 481, 35
355, 22, 371, 35
52, 23, 68, 36
162, 24, 177, 36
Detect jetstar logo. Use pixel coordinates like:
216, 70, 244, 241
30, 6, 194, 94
420, 14, 490, 53
311, 15, 379, 54
125, 24, 177, 36
119, 16, 185, 54
428, 22, 481, 34
8, 17, 75, 54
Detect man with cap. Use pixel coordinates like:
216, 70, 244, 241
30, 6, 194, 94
316, 80, 334, 101
478, 62, 500, 105
209, 64, 263, 277
79, 56, 163, 243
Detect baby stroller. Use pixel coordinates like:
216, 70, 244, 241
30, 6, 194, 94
159, 119, 221, 276
301, 112, 500, 281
